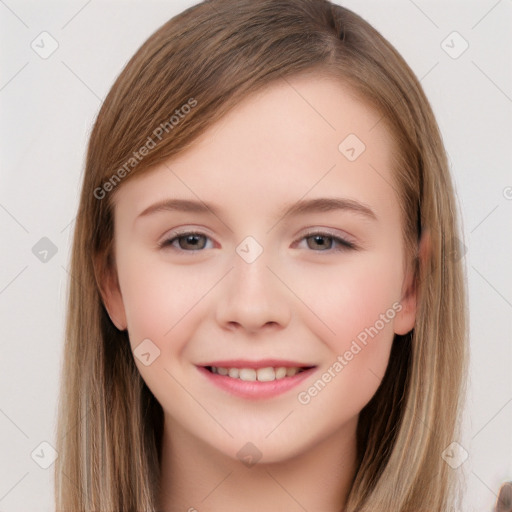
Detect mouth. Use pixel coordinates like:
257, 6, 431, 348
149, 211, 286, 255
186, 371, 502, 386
197, 360, 317, 399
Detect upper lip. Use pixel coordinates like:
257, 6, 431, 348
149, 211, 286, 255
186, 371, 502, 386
198, 359, 316, 369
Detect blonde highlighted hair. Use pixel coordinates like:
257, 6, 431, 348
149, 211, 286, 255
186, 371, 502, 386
54, 1, 469, 510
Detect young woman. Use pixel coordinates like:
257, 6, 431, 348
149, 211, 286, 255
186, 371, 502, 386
54, 1, 469, 510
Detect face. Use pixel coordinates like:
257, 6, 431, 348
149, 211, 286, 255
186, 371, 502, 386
101, 74, 417, 464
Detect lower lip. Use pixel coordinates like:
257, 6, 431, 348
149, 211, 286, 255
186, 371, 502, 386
197, 366, 316, 399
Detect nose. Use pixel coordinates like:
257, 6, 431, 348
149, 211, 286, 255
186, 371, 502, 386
215, 246, 292, 334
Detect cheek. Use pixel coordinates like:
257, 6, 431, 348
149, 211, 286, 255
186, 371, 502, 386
116, 254, 214, 415
117, 254, 212, 354
291, 253, 404, 416
293, 259, 400, 421
300, 253, 402, 346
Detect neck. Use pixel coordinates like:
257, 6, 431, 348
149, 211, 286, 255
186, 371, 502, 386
157, 415, 358, 512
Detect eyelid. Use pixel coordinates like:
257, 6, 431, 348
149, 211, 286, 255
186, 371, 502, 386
158, 225, 213, 243
158, 227, 215, 251
293, 229, 358, 252
299, 227, 357, 246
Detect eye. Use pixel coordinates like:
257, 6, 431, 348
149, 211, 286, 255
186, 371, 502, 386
159, 231, 214, 251
296, 231, 356, 252
159, 230, 357, 253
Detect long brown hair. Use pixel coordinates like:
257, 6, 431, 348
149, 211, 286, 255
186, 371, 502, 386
54, 1, 469, 510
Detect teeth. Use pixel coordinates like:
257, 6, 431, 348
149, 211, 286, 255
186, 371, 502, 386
209, 366, 306, 381
239, 368, 257, 381
228, 368, 239, 378
286, 367, 298, 377
256, 367, 275, 382
275, 367, 287, 379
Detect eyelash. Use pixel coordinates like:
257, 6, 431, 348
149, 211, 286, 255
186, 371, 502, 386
158, 230, 357, 253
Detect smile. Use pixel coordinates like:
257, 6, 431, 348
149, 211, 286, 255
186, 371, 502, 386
206, 366, 308, 381
197, 360, 317, 399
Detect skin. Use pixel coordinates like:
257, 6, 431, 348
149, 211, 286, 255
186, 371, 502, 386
100, 74, 419, 512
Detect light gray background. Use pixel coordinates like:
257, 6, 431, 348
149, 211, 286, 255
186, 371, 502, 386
1, 0, 511, 510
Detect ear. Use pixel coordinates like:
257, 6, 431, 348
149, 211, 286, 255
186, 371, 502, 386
93, 252, 128, 331
394, 228, 431, 335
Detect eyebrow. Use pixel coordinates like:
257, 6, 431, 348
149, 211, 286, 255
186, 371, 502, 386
136, 197, 378, 222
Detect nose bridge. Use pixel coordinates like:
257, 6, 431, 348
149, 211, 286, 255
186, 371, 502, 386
233, 236, 272, 293
214, 234, 291, 332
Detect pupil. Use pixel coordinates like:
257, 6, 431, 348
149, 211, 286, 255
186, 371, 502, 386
184, 234, 203, 249
307, 235, 333, 251
313, 235, 329, 248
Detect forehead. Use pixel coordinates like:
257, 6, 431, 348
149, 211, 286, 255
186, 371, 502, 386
114, 74, 399, 225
